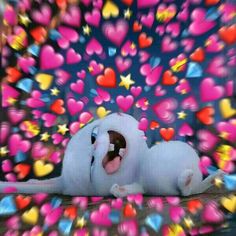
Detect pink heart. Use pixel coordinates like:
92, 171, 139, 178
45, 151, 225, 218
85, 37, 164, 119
55, 69, 71, 85
155, 25, 165, 36
3, 5, 17, 26
2, 84, 20, 108
26, 90, 45, 108
140, 64, 163, 86
77, 70, 86, 79
67, 98, 84, 115
6, 216, 20, 230
8, 107, 25, 124
217, 120, 236, 143
115, 56, 132, 73
200, 78, 224, 102
8, 134, 31, 156
31, 142, 49, 158
197, 129, 219, 152
18, 57, 35, 73
116, 95, 134, 112
118, 220, 138, 236
0, 122, 10, 144
102, 19, 128, 46
40, 45, 64, 70
33, 193, 48, 205
70, 80, 84, 94
155, 85, 166, 97
2, 159, 13, 172
175, 79, 191, 94
62, 5, 81, 27
140, 12, 154, 28
199, 156, 212, 175
169, 206, 185, 223
121, 40, 137, 57
166, 197, 180, 205
111, 198, 123, 210
52, 134, 64, 145
148, 197, 164, 212
201, 201, 224, 223
66, 48, 81, 64
205, 34, 224, 52
69, 122, 80, 135
57, 26, 79, 49
90, 204, 112, 227
130, 86, 142, 97
137, 0, 159, 9
181, 96, 198, 112
139, 51, 150, 63
79, 112, 93, 124
49, 151, 62, 164
31, 4, 51, 25
166, 22, 180, 37
72, 197, 88, 210
162, 36, 177, 52
153, 98, 177, 124
85, 8, 101, 27
86, 38, 103, 56
178, 123, 193, 137
42, 113, 57, 127
94, 88, 111, 105
127, 193, 143, 206
89, 60, 104, 75
206, 56, 228, 78
45, 207, 63, 226
181, 38, 195, 52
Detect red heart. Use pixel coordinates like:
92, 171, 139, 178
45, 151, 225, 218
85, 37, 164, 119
133, 21, 142, 32
123, 203, 136, 218
122, 0, 133, 6
150, 120, 160, 130
14, 164, 31, 179
219, 24, 236, 45
160, 128, 175, 141
138, 33, 153, 48
96, 68, 116, 88
64, 206, 78, 220
205, 0, 220, 5
190, 47, 205, 62
30, 27, 47, 43
56, 0, 67, 8
16, 195, 31, 209
6, 67, 22, 83
162, 70, 178, 85
196, 106, 215, 125
50, 99, 65, 115
187, 199, 203, 214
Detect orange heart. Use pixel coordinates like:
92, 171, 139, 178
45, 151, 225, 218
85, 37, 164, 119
50, 99, 65, 115
133, 21, 142, 32
6, 67, 22, 83
56, 0, 67, 8
64, 206, 78, 220
196, 106, 215, 125
96, 68, 116, 88
14, 164, 31, 179
219, 24, 236, 45
150, 120, 160, 130
123, 203, 136, 217
205, 0, 220, 5
162, 70, 178, 85
187, 199, 203, 214
122, 0, 133, 6
190, 47, 205, 62
160, 128, 175, 141
30, 27, 47, 44
138, 33, 153, 48
16, 195, 31, 210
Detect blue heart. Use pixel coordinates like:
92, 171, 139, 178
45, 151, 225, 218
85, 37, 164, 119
108, 47, 117, 56
144, 86, 151, 92
79, 36, 86, 43
16, 78, 33, 93
14, 151, 27, 163
224, 174, 236, 191
90, 89, 98, 97
0, 196, 17, 216
49, 29, 61, 41
29, 66, 37, 75
206, 8, 219, 21
27, 44, 40, 56
145, 213, 162, 232
51, 197, 62, 208
207, 165, 218, 175
58, 219, 73, 235
186, 62, 202, 78
150, 57, 161, 68
109, 210, 121, 223
182, 29, 189, 37
41, 95, 51, 103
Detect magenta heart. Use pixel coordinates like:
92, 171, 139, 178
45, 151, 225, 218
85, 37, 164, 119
155, 25, 165, 36
205, 34, 224, 52
45, 207, 63, 226
70, 80, 84, 94
111, 198, 123, 210
86, 38, 103, 56
116, 95, 134, 112
138, 117, 149, 132
181, 38, 195, 52
31, 4, 51, 25
52, 134, 64, 145
8, 107, 25, 124
6, 216, 20, 230
2, 84, 20, 108
121, 40, 137, 57
127, 193, 143, 206
57, 26, 79, 49
178, 123, 193, 137
3, 4, 17, 26
118, 220, 138, 236
140, 12, 154, 28
148, 197, 164, 212
189, 8, 216, 35
140, 64, 163, 86
49, 151, 62, 164
89, 60, 104, 75
155, 85, 166, 96
55, 69, 71, 85
102, 19, 128, 46
162, 36, 178, 52
206, 56, 228, 78
31, 142, 49, 159
130, 86, 142, 97
166, 197, 180, 205
5, 173, 17, 182
2, 160, 13, 172
32, 193, 48, 205
66, 48, 81, 64
200, 78, 224, 102
217, 120, 236, 143
77, 70, 86, 79
197, 129, 219, 152
67, 98, 84, 115
139, 51, 150, 63
175, 79, 191, 94
94, 88, 110, 105
181, 96, 198, 112
177, 8, 189, 21
79, 112, 93, 124
166, 22, 180, 37
18, 57, 35, 73
138, 0, 159, 8
69, 122, 80, 135
201, 201, 224, 223
0, 122, 10, 144
199, 156, 212, 175
153, 98, 177, 124
42, 113, 57, 127
85, 8, 101, 27
26, 90, 45, 108
62, 5, 81, 27
90, 204, 112, 227
115, 56, 132, 73
72, 197, 88, 210
169, 206, 185, 223
8, 134, 31, 156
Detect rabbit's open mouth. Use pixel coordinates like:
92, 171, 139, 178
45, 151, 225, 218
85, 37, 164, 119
102, 130, 127, 174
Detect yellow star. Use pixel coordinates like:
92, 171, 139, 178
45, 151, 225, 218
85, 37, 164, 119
88, 66, 93, 72
57, 124, 69, 135
76, 217, 87, 228
130, 42, 136, 49
119, 74, 135, 90
214, 177, 223, 188
177, 111, 187, 119
219, 131, 229, 139
83, 25, 91, 35
50, 87, 60, 96
18, 14, 31, 27
40, 132, 50, 142
124, 8, 132, 19
183, 217, 194, 229
0, 146, 9, 157
7, 97, 17, 105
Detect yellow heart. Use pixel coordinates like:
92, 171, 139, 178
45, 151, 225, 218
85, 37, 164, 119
219, 98, 236, 119
102, 1, 119, 19
35, 73, 53, 90
221, 195, 236, 213
97, 106, 111, 118
22, 206, 39, 225
34, 160, 54, 177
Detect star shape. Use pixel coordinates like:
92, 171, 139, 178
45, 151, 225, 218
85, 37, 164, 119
50, 87, 60, 96
83, 25, 91, 35
0, 146, 9, 157
119, 74, 135, 90
76, 217, 87, 228
214, 177, 223, 188
124, 8, 132, 19
57, 124, 69, 135
7, 97, 17, 105
177, 111, 187, 119
219, 131, 229, 139
40, 132, 50, 141
18, 14, 31, 27
183, 217, 194, 229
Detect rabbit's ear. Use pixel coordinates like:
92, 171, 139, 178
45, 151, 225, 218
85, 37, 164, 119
0, 177, 62, 194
